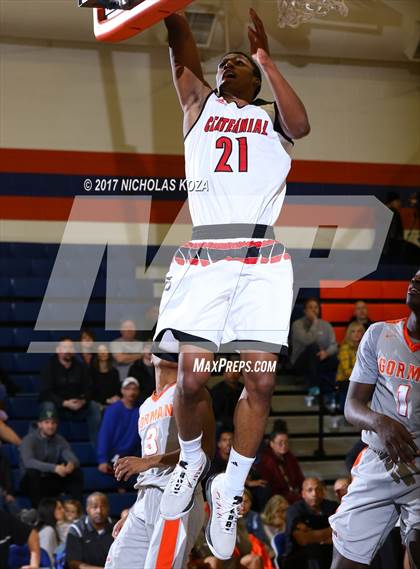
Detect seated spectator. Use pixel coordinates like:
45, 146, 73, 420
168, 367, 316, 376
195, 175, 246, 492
207, 429, 233, 478
78, 328, 95, 368
66, 492, 113, 569
333, 478, 350, 504
97, 377, 141, 475
290, 298, 338, 396
257, 430, 304, 505
91, 344, 121, 408
127, 341, 155, 402
0, 509, 40, 569
284, 477, 337, 569
36, 498, 65, 566
64, 499, 83, 523
59, 499, 83, 543
20, 405, 83, 507
210, 368, 244, 433
261, 495, 288, 544
40, 337, 101, 444
110, 319, 143, 382
348, 300, 373, 331
336, 322, 365, 411
243, 489, 270, 549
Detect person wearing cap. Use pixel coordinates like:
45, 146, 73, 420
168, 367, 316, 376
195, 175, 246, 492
20, 405, 83, 507
97, 377, 141, 475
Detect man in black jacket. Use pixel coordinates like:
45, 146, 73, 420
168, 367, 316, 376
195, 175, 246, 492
40, 337, 101, 444
66, 492, 113, 569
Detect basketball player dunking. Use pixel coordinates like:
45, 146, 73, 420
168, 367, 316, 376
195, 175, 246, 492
153, 9, 310, 560
330, 270, 420, 569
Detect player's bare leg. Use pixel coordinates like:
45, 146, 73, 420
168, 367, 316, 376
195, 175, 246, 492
206, 351, 277, 560
330, 547, 370, 568
233, 351, 278, 456
152, 354, 215, 458
175, 344, 214, 443
160, 344, 214, 520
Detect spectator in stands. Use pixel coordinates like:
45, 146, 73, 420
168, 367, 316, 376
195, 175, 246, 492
110, 319, 143, 382
64, 499, 82, 523
36, 498, 65, 566
333, 478, 350, 504
261, 495, 288, 543
20, 405, 83, 507
59, 500, 82, 543
284, 477, 337, 569
97, 377, 141, 476
91, 344, 121, 408
257, 430, 304, 505
348, 300, 373, 331
290, 298, 338, 396
0, 509, 40, 569
210, 367, 244, 433
79, 328, 95, 368
243, 489, 268, 547
127, 341, 155, 403
66, 492, 113, 569
40, 337, 101, 444
207, 429, 233, 478
336, 322, 365, 412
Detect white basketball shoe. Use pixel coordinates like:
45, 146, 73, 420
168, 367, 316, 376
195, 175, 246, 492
205, 473, 243, 560
160, 450, 210, 520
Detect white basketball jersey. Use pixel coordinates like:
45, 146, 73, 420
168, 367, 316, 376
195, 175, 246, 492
135, 383, 178, 489
350, 319, 420, 452
185, 91, 292, 227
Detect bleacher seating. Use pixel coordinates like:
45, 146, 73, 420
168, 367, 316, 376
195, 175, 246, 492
0, 240, 416, 517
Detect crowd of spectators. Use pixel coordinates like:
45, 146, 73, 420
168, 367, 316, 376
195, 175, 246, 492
1, 299, 409, 568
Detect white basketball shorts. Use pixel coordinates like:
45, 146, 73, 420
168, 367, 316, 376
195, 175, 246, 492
153, 237, 293, 356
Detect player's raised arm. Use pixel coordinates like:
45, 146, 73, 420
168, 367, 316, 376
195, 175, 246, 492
164, 12, 212, 112
247, 8, 310, 140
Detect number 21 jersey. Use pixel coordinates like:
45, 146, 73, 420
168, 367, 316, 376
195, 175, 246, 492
185, 90, 292, 228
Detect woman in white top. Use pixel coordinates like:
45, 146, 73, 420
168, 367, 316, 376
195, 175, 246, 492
37, 498, 65, 566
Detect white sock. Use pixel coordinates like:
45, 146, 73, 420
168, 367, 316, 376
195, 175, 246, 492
223, 447, 255, 500
179, 433, 203, 465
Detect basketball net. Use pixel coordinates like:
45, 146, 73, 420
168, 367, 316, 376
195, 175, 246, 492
277, 0, 348, 28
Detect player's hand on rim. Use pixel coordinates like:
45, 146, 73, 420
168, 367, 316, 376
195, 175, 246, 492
114, 456, 152, 481
375, 415, 419, 465
248, 8, 270, 67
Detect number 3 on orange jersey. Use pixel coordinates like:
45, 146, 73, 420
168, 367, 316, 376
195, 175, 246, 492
144, 425, 159, 456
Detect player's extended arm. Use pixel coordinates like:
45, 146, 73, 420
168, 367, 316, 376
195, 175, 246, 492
345, 381, 419, 465
293, 523, 332, 546
247, 9, 309, 140
114, 451, 180, 481
164, 12, 212, 111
